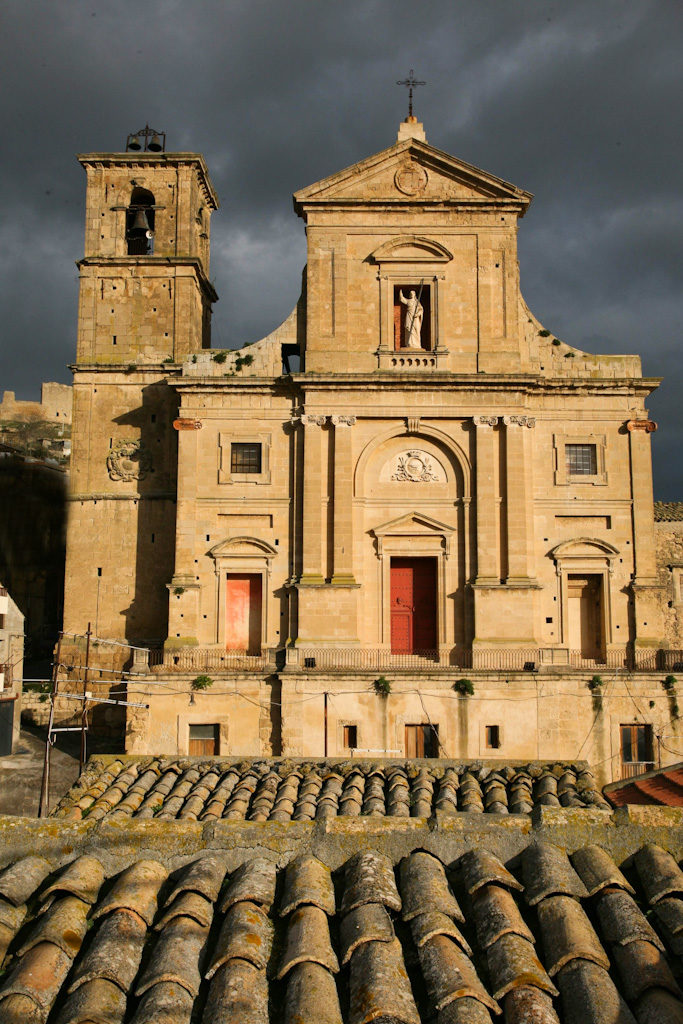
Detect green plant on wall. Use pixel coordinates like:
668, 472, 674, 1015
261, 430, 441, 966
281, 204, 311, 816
587, 675, 603, 691
454, 678, 474, 696
192, 674, 213, 691
373, 676, 391, 697
662, 675, 680, 722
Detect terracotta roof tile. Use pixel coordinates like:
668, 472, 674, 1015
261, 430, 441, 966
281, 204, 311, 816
522, 843, 590, 905
52, 757, 609, 820
400, 850, 463, 922
0, 838, 682, 1021
339, 902, 395, 964
654, 501, 683, 522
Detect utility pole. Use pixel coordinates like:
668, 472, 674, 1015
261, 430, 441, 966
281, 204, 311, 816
38, 633, 61, 818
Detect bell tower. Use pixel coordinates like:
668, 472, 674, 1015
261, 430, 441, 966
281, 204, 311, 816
76, 125, 218, 364
63, 128, 219, 646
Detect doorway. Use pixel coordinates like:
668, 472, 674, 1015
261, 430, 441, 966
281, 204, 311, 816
225, 573, 262, 654
390, 557, 437, 653
567, 574, 604, 660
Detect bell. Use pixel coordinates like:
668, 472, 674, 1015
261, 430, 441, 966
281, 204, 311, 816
131, 209, 150, 231
148, 133, 163, 152
127, 135, 141, 151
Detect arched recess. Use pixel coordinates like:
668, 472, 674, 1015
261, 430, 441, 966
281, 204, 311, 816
209, 536, 277, 650
126, 186, 155, 255
549, 538, 621, 656
354, 423, 471, 500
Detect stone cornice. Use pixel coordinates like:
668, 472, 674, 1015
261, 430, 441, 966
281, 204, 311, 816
77, 152, 219, 209
76, 256, 218, 302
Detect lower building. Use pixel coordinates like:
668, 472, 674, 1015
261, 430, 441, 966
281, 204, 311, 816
0, 585, 23, 753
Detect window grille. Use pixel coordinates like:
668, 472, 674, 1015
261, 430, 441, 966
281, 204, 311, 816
231, 442, 262, 474
566, 443, 597, 476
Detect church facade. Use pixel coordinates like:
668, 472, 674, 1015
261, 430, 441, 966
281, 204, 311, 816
62, 119, 681, 782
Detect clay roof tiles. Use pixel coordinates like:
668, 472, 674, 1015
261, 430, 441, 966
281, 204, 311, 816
654, 501, 683, 521
53, 756, 609, 821
0, 841, 680, 1022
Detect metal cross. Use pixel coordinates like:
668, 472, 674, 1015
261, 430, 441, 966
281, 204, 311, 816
396, 69, 426, 119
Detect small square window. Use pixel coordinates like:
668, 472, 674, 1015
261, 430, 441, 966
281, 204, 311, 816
566, 443, 597, 476
486, 725, 501, 749
343, 725, 358, 749
231, 442, 262, 474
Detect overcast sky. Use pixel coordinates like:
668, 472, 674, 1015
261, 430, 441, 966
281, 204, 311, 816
1, 0, 681, 496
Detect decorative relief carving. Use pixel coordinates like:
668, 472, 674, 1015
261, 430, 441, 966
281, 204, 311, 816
405, 417, 421, 434
503, 415, 536, 428
394, 163, 428, 196
391, 450, 440, 483
331, 415, 356, 427
473, 415, 499, 428
300, 414, 327, 427
106, 439, 152, 481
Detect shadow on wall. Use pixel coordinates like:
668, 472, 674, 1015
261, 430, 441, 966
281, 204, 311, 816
0, 456, 66, 662
112, 381, 179, 645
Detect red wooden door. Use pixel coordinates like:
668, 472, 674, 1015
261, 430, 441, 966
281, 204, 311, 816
226, 574, 262, 654
390, 558, 437, 653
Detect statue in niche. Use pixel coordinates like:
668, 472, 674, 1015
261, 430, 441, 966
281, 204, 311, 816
399, 289, 423, 348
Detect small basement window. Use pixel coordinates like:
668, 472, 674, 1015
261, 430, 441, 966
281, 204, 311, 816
486, 725, 501, 749
343, 725, 358, 750
231, 442, 262, 474
566, 443, 597, 476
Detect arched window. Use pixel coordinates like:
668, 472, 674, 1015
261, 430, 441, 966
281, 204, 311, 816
126, 187, 155, 255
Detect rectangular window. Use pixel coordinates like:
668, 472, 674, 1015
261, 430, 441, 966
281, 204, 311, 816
230, 442, 262, 474
405, 723, 439, 758
189, 723, 219, 756
486, 725, 501, 749
566, 443, 597, 476
620, 724, 654, 779
343, 725, 358, 749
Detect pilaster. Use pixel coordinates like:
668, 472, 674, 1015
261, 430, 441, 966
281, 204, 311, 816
502, 415, 537, 584
331, 415, 356, 584
473, 416, 499, 584
300, 414, 326, 584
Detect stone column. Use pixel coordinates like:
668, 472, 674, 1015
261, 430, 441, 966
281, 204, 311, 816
331, 415, 356, 584
300, 414, 327, 583
502, 415, 536, 582
473, 416, 499, 584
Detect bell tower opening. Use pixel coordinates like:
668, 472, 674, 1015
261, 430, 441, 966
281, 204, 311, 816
126, 187, 155, 255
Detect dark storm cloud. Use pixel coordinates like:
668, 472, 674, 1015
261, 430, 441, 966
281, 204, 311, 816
0, 0, 681, 495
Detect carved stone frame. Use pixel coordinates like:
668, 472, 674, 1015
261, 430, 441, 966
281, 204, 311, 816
218, 431, 271, 485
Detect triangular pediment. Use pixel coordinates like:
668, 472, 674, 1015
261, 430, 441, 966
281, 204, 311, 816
293, 138, 532, 214
371, 511, 455, 538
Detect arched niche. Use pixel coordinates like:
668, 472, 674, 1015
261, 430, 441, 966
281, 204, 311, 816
208, 536, 277, 649
354, 424, 471, 500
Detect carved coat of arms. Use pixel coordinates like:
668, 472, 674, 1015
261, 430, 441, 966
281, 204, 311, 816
106, 439, 152, 481
392, 450, 439, 483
